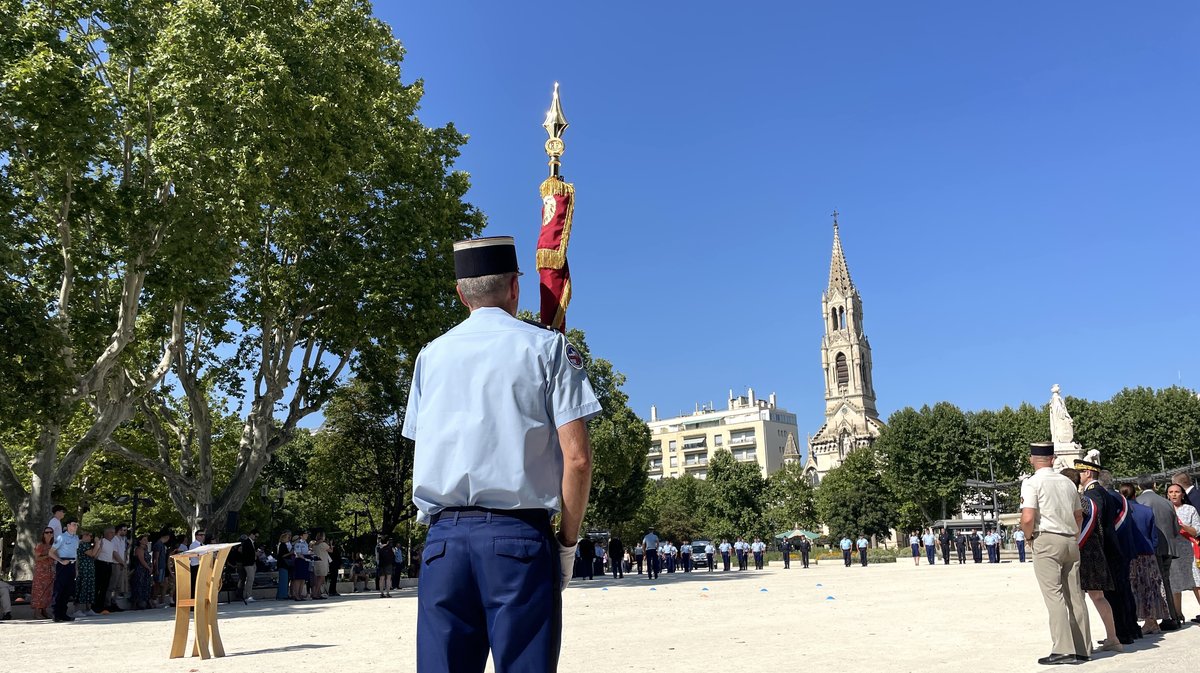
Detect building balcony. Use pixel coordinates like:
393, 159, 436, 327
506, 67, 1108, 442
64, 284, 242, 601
729, 437, 756, 447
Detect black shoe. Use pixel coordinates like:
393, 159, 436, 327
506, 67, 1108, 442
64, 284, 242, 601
1073, 655, 1089, 663
1037, 653, 1078, 665
53, 616, 75, 622
1191, 615, 1200, 623
1160, 619, 1180, 631
0, 612, 11, 621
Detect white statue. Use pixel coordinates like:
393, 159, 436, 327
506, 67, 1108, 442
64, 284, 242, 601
1049, 384, 1074, 444
1049, 384, 1082, 467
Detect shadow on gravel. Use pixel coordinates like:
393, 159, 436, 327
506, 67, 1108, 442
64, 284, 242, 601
231, 643, 337, 656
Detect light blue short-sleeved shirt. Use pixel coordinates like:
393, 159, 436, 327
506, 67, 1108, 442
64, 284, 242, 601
840, 538, 852, 550
52, 532, 80, 559
642, 533, 659, 551
404, 308, 603, 523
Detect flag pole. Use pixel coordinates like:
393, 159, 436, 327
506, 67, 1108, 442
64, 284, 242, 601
536, 83, 575, 330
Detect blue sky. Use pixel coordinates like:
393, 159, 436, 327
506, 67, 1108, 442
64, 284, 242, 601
374, 2, 1200, 439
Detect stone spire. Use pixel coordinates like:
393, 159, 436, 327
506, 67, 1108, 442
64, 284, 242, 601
827, 210, 855, 295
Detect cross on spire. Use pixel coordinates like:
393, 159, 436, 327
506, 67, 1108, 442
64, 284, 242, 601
827, 210, 855, 294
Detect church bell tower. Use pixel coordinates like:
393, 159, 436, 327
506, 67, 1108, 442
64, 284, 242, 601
804, 212, 882, 484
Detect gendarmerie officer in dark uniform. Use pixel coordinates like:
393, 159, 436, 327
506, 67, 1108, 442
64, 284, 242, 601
954, 531, 967, 564
798, 536, 812, 568
969, 530, 983, 563
938, 528, 951, 565
404, 236, 602, 672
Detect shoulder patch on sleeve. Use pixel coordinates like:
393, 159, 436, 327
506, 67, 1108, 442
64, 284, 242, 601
564, 342, 584, 370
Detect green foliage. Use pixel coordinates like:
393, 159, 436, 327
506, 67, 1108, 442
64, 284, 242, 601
515, 314, 650, 530
815, 445, 897, 541
763, 461, 817, 531
700, 449, 769, 541
876, 402, 972, 526
1069, 386, 1200, 475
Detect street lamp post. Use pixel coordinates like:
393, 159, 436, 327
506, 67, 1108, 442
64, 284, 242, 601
345, 510, 369, 560
115, 487, 156, 540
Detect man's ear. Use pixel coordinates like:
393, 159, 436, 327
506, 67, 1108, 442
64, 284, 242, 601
456, 283, 471, 309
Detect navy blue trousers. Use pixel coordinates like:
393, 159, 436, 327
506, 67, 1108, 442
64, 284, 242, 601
417, 511, 559, 673
645, 550, 659, 578
52, 561, 75, 619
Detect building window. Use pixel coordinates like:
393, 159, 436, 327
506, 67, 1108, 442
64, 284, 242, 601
836, 353, 849, 391
668, 440, 677, 451
730, 430, 755, 446
669, 456, 678, 467
649, 458, 662, 470
839, 306, 846, 329
649, 441, 661, 454
714, 434, 724, 446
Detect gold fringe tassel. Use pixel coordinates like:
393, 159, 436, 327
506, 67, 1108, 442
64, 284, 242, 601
536, 177, 575, 270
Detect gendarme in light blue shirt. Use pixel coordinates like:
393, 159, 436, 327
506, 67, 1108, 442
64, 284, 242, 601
52, 532, 80, 559
403, 308, 602, 524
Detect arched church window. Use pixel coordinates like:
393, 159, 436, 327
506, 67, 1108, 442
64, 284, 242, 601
835, 353, 849, 391
830, 308, 838, 332
838, 306, 846, 330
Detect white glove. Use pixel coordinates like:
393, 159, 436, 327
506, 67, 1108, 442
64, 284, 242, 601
556, 538, 577, 592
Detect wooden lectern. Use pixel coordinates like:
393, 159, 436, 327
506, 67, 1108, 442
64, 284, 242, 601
169, 542, 240, 659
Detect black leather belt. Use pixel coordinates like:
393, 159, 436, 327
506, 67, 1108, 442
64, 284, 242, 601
431, 506, 551, 530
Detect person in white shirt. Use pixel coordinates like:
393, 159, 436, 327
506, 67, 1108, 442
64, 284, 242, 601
921, 530, 936, 565
1020, 442, 1088, 665
187, 530, 206, 596
704, 542, 716, 572
47, 505, 66, 538
111, 524, 130, 599
92, 527, 120, 613
718, 540, 732, 571
909, 533, 921, 565
1013, 529, 1027, 563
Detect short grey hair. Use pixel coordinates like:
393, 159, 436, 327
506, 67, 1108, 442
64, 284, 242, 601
458, 272, 516, 308
1098, 470, 1114, 488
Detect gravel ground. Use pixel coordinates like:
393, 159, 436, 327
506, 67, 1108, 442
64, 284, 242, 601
2, 560, 1198, 672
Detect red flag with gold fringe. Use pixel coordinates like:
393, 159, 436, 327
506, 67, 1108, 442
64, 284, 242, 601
537, 83, 573, 330
537, 177, 573, 330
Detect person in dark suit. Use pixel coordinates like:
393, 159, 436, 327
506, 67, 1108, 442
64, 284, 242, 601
954, 531, 967, 564
969, 530, 983, 563
780, 539, 792, 569
1173, 473, 1200, 512
577, 537, 595, 580
1137, 478, 1185, 629
797, 537, 812, 569
1077, 458, 1134, 646
938, 529, 951, 565
608, 537, 624, 579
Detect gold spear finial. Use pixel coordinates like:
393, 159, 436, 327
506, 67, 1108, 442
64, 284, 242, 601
543, 82, 568, 178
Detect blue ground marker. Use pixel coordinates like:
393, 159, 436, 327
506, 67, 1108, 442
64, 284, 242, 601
826, 596, 836, 600
701, 587, 709, 591
760, 588, 768, 592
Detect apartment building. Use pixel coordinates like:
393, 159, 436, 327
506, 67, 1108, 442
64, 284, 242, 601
646, 388, 799, 480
